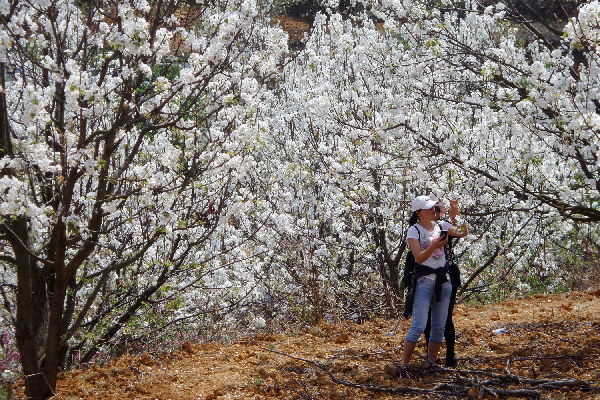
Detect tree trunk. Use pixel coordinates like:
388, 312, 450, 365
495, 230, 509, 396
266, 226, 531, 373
0, 63, 12, 157
1, 60, 62, 400
1, 61, 51, 399
389, 241, 405, 301
12, 219, 53, 400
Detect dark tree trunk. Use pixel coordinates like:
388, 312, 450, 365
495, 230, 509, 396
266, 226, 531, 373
12, 221, 53, 400
0, 63, 12, 157
2, 61, 55, 400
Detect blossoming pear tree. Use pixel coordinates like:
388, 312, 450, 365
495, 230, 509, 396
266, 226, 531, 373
371, 0, 599, 222
251, 0, 599, 317
249, 12, 458, 319
0, 0, 285, 397
368, 0, 600, 292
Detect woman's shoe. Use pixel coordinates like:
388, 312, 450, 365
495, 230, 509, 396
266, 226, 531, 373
399, 366, 412, 379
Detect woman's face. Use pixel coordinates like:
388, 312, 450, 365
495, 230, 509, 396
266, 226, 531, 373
418, 207, 436, 219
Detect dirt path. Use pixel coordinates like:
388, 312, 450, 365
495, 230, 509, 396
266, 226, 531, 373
12, 289, 600, 399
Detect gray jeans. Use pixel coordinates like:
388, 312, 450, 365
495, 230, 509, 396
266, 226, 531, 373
406, 276, 452, 344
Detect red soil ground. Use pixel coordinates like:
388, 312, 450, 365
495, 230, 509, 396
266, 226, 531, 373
11, 288, 600, 400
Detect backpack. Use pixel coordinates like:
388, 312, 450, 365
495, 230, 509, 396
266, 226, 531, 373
402, 249, 417, 290
401, 225, 421, 319
401, 250, 418, 319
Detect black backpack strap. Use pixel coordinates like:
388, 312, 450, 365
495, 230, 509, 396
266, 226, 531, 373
402, 225, 420, 289
402, 225, 422, 319
438, 221, 461, 288
413, 225, 421, 236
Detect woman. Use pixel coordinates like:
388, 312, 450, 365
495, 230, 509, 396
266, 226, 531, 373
400, 195, 468, 378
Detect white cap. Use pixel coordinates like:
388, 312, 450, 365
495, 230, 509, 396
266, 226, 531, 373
411, 195, 437, 212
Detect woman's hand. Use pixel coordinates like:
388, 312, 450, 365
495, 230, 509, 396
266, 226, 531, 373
449, 199, 459, 213
449, 199, 459, 221
408, 237, 446, 264
432, 235, 448, 248
448, 198, 469, 237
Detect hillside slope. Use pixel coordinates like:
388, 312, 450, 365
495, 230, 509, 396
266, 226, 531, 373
15, 289, 600, 399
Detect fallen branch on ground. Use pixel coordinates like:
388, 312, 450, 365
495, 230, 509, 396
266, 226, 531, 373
262, 347, 595, 398
262, 347, 463, 395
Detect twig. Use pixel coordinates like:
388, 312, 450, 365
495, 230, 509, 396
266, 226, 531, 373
330, 346, 402, 359
513, 354, 600, 361
129, 366, 146, 382
262, 347, 456, 395
279, 382, 316, 399
454, 367, 590, 389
